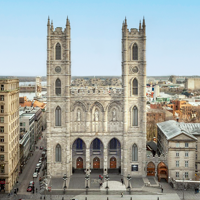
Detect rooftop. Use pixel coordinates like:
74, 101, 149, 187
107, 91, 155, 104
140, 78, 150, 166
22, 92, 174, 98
157, 120, 198, 140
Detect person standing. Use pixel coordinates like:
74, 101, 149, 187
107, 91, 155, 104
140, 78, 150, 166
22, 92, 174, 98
121, 192, 123, 197
121, 178, 124, 185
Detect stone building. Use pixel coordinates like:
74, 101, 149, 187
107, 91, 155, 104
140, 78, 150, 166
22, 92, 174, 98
157, 120, 199, 181
185, 78, 200, 90
46, 17, 147, 178
0, 79, 20, 193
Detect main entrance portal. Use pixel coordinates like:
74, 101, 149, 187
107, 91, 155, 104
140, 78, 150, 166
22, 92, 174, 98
93, 157, 100, 169
110, 157, 116, 168
76, 157, 83, 169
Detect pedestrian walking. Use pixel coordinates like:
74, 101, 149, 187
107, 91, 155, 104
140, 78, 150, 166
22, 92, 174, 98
121, 192, 123, 197
121, 178, 124, 185
17, 188, 18, 192
36, 188, 38, 193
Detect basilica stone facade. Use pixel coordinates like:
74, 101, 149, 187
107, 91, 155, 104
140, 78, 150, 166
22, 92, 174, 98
46, 17, 147, 178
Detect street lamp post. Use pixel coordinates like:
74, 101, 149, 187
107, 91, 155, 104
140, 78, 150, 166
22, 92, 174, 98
85, 174, 90, 189
105, 174, 110, 189
63, 174, 67, 194
85, 174, 90, 194
183, 173, 185, 200
127, 174, 132, 194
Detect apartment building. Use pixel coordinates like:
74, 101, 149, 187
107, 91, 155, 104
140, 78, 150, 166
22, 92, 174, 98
0, 79, 20, 193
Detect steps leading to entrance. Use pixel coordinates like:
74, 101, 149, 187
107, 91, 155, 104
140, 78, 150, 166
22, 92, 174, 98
91, 169, 103, 174
73, 169, 85, 174
108, 168, 120, 174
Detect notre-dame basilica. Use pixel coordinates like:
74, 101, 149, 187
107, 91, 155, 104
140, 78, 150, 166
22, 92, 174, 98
46, 17, 147, 178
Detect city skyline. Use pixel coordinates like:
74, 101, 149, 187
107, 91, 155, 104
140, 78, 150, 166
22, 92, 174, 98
0, 0, 200, 77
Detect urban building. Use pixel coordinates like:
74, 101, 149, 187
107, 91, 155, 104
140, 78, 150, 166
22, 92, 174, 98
157, 120, 200, 181
185, 78, 200, 90
19, 109, 35, 152
0, 79, 20, 193
46, 17, 147, 178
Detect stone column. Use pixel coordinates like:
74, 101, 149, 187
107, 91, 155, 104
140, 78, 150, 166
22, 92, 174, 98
86, 110, 90, 132
86, 148, 90, 174
103, 111, 107, 132
103, 147, 108, 175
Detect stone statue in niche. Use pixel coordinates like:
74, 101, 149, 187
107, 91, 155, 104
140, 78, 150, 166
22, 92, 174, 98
112, 108, 116, 121
94, 109, 99, 121
77, 109, 81, 121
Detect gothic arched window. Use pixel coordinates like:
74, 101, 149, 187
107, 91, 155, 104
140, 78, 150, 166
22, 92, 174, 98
132, 43, 138, 60
55, 106, 61, 126
132, 106, 138, 126
55, 144, 61, 162
76, 139, 83, 150
110, 138, 117, 149
132, 78, 138, 95
132, 144, 138, 161
56, 43, 61, 60
93, 138, 100, 150
55, 78, 61, 96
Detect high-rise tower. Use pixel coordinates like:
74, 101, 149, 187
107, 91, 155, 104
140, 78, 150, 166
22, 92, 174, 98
122, 18, 146, 176
46, 17, 71, 177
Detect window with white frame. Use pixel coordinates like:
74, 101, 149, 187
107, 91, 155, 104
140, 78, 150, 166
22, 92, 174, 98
176, 151, 179, 157
185, 172, 188, 178
176, 143, 180, 147
176, 160, 179, 167
0, 136, 4, 142
176, 172, 179, 178
185, 161, 189, 167
185, 143, 189, 148
0, 127, 4, 133
0, 117, 4, 123
1, 106, 4, 113
1, 85, 4, 91
185, 151, 188, 157
0, 95, 4, 101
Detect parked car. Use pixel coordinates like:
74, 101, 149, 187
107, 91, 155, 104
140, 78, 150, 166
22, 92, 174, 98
42, 151, 46, 157
39, 157, 43, 161
29, 181, 34, 186
33, 172, 38, 178
27, 186, 32, 192
35, 168, 40, 173
38, 160, 42, 163
36, 163, 41, 168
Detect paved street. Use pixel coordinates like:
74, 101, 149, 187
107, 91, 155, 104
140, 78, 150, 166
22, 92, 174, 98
18, 130, 47, 195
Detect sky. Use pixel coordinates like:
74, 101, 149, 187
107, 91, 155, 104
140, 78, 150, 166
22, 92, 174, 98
0, 0, 200, 77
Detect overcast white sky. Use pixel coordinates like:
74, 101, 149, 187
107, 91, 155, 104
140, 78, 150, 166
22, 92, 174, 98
0, 0, 200, 77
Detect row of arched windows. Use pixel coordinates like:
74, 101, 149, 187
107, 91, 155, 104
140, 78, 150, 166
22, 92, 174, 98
55, 143, 138, 162
54, 106, 138, 127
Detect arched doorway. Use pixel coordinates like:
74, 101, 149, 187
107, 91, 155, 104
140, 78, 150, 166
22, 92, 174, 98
147, 162, 155, 176
72, 138, 86, 172
93, 157, 100, 169
76, 157, 83, 169
157, 162, 168, 182
110, 157, 116, 168
108, 138, 121, 173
